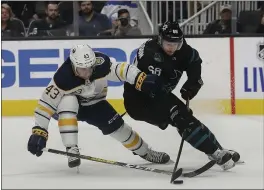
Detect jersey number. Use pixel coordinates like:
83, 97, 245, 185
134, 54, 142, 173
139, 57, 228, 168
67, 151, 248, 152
148, 66, 162, 76
45, 85, 60, 99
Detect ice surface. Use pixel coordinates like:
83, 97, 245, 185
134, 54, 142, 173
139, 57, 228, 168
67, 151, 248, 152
2, 114, 264, 189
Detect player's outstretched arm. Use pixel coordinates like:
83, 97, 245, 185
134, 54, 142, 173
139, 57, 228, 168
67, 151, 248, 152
34, 79, 65, 130
107, 62, 163, 98
28, 79, 65, 157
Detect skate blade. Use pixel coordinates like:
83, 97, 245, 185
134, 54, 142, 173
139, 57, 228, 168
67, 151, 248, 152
166, 159, 175, 164
236, 160, 245, 165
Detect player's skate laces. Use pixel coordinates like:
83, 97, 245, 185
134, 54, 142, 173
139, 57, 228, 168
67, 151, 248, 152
140, 149, 170, 164
208, 149, 235, 170
66, 146, 81, 168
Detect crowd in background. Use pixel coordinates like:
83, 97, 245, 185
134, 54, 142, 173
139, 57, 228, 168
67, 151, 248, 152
203, 3, 264, 34
1, 1, 142, 37
1, 1, 264, 38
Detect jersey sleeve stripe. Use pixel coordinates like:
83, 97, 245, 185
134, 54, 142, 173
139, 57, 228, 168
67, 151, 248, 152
119, 62, 126, 80
35, 111, 50, 120
114, 64, 122, 81
37, 104, 55, 116
125, 65, 131, 78
40, 99, 56, 111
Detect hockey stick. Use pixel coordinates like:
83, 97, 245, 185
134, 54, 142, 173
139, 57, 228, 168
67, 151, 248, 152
170, 100, 217, 184
43, 148, 173, 176
43, 148, 214, 177
170, 99, 189, 184
180, 100, 216, 177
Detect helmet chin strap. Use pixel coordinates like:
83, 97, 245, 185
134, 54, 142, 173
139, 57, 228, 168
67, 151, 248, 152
71, 64, 79, 76
71, 63, 94, 80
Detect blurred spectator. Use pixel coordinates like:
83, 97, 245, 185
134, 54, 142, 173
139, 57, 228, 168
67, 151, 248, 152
79, 1, 112, 36
57, 1, 73, 25
110, 12, 119, 29
1, 1, 36, 27
112, 9, 141, 36
92, 1, 107, 13
32, 1, 47, 21
97, 12, 118, 36
238, 3, 264, 34
101, 1, 138, 26
1, 3, 25, 37
258, 1, 264, 10
27, 2, 68, 37
203, 4, 241, 34
256, 12, 264, 33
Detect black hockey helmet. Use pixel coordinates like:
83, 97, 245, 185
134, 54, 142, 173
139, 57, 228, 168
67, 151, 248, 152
158, 21, 184, 51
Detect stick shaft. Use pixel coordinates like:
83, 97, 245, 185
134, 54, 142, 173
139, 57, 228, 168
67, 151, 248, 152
43, 148, 172, 175
170, 99, 189, 182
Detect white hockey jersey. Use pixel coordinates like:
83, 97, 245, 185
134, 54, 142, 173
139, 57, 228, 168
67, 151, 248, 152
34, 51, 141, 130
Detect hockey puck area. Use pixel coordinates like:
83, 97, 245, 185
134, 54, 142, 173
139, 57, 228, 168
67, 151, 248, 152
172, 180, 184, 184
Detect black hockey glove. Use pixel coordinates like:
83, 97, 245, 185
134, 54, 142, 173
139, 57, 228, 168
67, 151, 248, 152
134, 72, 163, 98
27, 126, 48, 157
180, 79, 203, 100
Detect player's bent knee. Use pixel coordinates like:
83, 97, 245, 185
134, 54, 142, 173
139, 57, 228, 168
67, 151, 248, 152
57, 95, 79, 115
98, 113, 124, 135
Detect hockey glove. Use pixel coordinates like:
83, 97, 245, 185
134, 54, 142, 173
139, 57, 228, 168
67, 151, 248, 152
180, 79, 203, 100
27, 126, 48, 157
134, 72, 163, 98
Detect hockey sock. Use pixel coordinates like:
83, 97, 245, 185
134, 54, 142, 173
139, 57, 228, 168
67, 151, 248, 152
169, 104, 222, 154
110, 123, 148, 156
58, 114, 78, 147
178, 124, 220, 155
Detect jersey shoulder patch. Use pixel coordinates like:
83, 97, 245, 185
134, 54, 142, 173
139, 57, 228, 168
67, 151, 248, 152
89, 52, 111, 81
94, 51, 110, 66
53, 58, 85, 91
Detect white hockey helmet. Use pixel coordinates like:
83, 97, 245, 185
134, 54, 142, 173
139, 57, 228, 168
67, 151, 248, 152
69, 44, 96, 68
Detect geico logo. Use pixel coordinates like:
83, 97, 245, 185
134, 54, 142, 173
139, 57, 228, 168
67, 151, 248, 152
1, 48, 138, 88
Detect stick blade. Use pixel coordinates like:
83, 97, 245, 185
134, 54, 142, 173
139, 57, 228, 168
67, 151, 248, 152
170, 168, 183, 183
182, 160, 216, 178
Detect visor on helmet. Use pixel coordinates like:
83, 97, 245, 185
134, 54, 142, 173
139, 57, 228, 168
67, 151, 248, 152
161, 38, 183, 51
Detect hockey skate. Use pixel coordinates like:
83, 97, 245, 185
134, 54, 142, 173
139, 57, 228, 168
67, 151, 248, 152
209, 149, 241, 163
207, 149, 235, 170
228, 149, 241, 163
138, 149, 171, 164
66, 146, 81, 168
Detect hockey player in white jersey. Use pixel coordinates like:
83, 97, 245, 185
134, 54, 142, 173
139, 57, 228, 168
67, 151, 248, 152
27, 44, 171, 168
